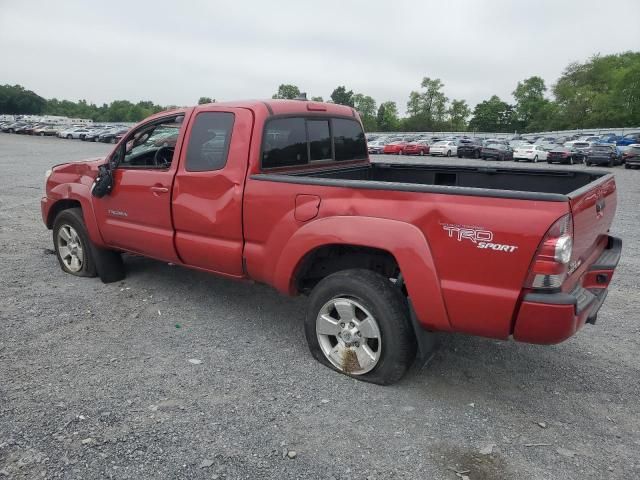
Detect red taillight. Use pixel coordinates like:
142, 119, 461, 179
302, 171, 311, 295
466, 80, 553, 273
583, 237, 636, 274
525, 214, 574, 290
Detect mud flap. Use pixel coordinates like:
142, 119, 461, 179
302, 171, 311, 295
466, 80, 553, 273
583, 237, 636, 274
407, 298, 438, 368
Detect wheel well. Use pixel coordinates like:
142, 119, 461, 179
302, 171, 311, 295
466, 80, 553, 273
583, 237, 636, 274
47, 200, 81, 228
294, 244, 400, 294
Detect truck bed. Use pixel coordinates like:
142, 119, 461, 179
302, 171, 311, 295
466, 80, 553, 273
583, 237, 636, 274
254, 163, 612, 202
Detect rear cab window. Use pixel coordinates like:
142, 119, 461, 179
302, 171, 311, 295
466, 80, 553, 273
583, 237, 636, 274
261, 116, 366, 169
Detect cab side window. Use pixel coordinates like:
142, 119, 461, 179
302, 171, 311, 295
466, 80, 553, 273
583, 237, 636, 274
185, 112, 235, 172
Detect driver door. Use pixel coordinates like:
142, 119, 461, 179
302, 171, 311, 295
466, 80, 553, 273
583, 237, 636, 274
92, 113, 191, 263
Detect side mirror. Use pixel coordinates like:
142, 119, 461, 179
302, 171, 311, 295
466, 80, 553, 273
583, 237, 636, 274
91, 164, 114, 198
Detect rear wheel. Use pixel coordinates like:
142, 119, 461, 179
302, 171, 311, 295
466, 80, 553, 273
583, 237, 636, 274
305, 269, 416, 385
625, 164, 631, 169
533, 155, 538, 163
40, 132, 45, 136
66, 134, 72, 139
446, 150, 451, 157
419, 151, 424, 156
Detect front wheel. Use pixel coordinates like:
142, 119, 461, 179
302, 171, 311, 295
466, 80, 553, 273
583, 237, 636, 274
533, 155, 538, 163
305, 269, 416, 385
53, 209, 97, 278
446, 150, 451, 157
625, 164, 631, 169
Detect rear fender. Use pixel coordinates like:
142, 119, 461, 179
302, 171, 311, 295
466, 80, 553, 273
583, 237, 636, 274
47, 183, 106, 247
273, 216, 451, 332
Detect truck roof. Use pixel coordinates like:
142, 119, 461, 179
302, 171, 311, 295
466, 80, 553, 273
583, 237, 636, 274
144, 99, 358, 124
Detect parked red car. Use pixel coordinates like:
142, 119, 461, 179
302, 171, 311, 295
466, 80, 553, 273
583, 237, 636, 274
41, 99, 621, 385
403, 141, 430, 156
382, 141, 408, 154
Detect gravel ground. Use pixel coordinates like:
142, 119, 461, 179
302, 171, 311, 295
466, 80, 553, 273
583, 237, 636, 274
0, 134, 639, 480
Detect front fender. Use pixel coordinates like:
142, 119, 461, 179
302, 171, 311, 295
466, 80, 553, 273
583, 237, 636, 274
46, 183, 106, 247
272, 216, 451, 332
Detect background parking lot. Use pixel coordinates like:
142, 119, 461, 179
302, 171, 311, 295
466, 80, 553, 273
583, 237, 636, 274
1, 134, 639, 479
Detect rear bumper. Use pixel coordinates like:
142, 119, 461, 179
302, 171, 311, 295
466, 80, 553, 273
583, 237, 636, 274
513, 236, 622, 344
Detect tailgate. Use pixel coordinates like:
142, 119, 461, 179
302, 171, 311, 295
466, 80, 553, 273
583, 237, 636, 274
569, 173, 617, 267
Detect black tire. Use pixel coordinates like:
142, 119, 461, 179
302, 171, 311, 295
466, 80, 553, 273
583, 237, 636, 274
305, 269, 417, 385
608, 159, 613, 167
53, 208, 125, 283
547, 160, 552, 164
40, 132, 45, 136
110, 137, 116, 144
66, 134, 72, 139
53, 208, 98, 278
474, 150, 480, 159
446, 150, 451, 157
625, 164, 630, 169
481, 156, 486, 160
533, 155, 538, 163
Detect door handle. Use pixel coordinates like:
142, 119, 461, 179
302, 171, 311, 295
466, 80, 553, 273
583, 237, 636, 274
150, 186, 169, 194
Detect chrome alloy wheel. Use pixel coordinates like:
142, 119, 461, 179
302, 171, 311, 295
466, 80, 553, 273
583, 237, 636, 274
316, 297, 382, 375
57, 225, 84, 272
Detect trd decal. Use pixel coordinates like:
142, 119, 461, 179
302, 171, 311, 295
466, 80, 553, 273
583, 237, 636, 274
441, 223, 518, 253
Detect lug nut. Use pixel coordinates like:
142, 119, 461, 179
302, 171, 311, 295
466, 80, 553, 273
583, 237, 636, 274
354, 342, 360, 348
340, 323, 345, 328
349, 322, 354, 328
356, 332, 361, 337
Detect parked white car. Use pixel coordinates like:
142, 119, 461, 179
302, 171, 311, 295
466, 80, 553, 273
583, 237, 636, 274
58, 127, 91, 139
429, 141, 457, 157
513, 144, 548, 162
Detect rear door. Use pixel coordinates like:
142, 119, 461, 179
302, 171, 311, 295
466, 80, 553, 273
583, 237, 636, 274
171, 107, 253, 277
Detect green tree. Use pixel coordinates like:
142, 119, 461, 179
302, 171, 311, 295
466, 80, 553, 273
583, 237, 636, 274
198, 97, 213, 104
447, 99, 470, 131
353, 93, 377, 131
512, 76, 549, 132
468, 95, 517, 133
0, 84, 46, 114
272, 84, 301, 100
330, 86, 354, 107
405, 77, 448, 130
553, 52, 640, 128
376, 101, 399, 131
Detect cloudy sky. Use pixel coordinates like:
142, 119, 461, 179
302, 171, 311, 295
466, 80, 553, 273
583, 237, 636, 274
1, 0, 638, 114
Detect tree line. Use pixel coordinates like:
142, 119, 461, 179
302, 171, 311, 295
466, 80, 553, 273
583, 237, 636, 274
1, 51, 638, 132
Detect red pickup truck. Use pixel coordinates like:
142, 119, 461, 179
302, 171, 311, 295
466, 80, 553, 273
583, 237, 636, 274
41, 99, 622, 384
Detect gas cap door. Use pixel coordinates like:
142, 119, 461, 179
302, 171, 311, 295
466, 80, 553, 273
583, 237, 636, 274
294, 194, 321, 222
